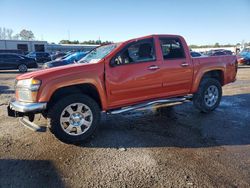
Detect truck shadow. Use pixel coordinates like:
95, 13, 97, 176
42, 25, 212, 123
78, 93, 250, 149
0, 159, 65, 188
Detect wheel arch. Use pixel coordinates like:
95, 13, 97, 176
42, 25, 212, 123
46, 83, 103, 111
192, 69, 225, 93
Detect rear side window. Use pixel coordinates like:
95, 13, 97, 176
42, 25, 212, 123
113, 39, 156, 66
160, 38, 185, 59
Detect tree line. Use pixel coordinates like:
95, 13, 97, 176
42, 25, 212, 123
59, 40, 113, 45
0, 27, 35, 40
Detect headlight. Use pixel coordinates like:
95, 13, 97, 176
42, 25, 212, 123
15, 78, 41, 102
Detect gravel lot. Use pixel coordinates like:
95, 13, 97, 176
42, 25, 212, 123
0, 67, 250, 188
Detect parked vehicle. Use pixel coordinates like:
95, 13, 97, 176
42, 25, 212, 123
237, 47, 250, 65
0, 53, 38, 72
207, 50, 226, 56
190, 51, 202, 57
206, 49, 233, 56
42, 52, 88, 68
26, 52, 51, 64
237, 56, 250, 65
7, 34, 237, 143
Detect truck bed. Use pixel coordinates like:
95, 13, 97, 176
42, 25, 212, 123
192, 55, 237, 85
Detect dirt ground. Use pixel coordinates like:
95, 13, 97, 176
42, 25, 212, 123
0, 67, 250, 188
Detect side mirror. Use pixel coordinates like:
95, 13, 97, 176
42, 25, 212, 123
110, 56, 122, 67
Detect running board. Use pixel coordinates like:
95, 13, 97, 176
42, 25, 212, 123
108, 96, 192, 115
19, 117, 47, 132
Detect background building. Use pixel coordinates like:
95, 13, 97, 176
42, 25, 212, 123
0, 39, 48, 54
0, 40, 99, 54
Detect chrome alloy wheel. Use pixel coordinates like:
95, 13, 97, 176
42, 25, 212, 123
204, 85, 219, 107
60, 103, 93, 136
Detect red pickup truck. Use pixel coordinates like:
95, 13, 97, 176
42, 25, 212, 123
7, 35, 237, 143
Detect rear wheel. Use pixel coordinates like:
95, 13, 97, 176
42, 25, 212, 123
193, 78, 222, 113
18, 64, 28, 73
48, 94, 101, 144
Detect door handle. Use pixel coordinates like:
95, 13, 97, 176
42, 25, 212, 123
181, 62, 189, 67
148, 65, 160, 70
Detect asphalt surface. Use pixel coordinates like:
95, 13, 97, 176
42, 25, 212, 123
0, 67, 250, 188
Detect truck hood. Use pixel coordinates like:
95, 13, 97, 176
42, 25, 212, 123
16, 61, 103, 80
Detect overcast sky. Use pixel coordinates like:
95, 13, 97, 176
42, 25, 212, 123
0, 0, 249, 45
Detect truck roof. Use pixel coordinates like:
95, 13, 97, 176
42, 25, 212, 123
122, 34, 183, 44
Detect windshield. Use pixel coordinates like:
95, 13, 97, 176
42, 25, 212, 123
79, 44, 117, 63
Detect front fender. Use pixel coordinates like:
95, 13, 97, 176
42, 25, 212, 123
37, 73, 108, 111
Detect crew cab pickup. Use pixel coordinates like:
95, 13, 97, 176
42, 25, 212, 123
7, 35, 237, 143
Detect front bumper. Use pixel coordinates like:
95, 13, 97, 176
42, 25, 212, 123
7, 98, 47, 117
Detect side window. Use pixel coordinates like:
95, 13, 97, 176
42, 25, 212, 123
160, 38, 185, 59
113, 39, 155, 66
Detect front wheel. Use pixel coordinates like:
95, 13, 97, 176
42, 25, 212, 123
48, 94, 101, 144
193, 78, 222, 113
18, 64, 28, 73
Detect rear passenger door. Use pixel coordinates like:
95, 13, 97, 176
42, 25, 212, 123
159, 37, 193, 96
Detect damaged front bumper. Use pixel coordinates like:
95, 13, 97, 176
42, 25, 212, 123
7, 99, 47, 132
7, 98, 47, 117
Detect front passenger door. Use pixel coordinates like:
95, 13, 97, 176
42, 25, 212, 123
106, 38, 163, 108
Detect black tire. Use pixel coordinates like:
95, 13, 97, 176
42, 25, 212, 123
18, 64, 28, 73
48, 94, 101, 144
193, 78, 222, 113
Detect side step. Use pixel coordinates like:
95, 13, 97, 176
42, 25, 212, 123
108, 96, 192, 115
19, 117, 47, 132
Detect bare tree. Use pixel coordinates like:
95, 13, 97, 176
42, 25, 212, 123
0, 27, 15, 39
6, 28, 13, 39
19, 29, 35, 40
12, 34, 20, 40
0, 27, 7, 39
